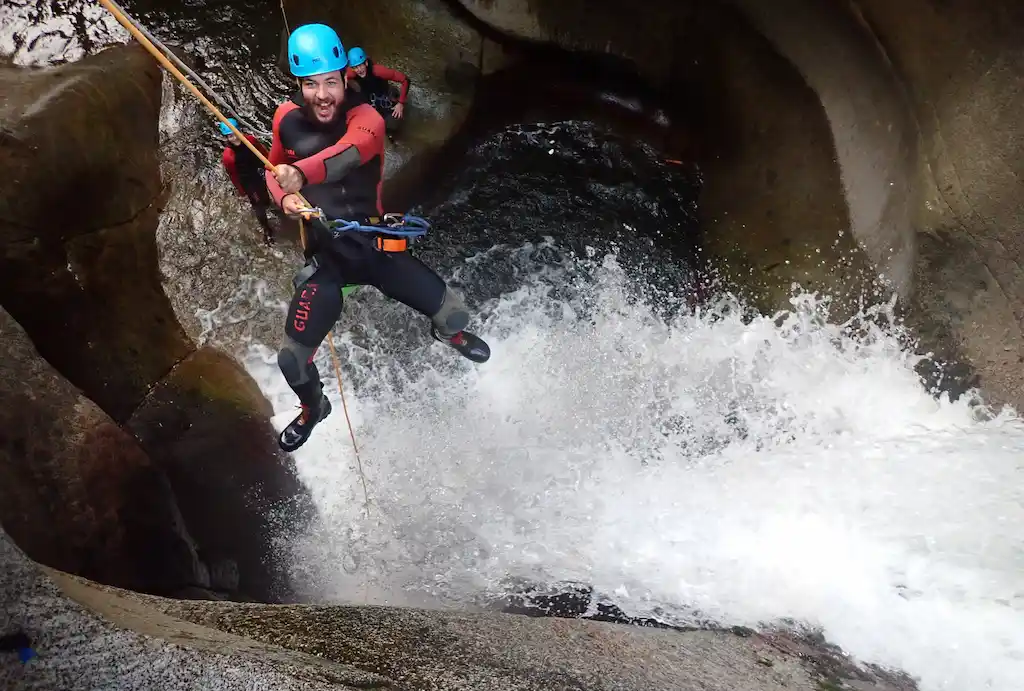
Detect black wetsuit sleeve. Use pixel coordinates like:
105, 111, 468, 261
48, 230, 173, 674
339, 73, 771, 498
290, 105, 385, 186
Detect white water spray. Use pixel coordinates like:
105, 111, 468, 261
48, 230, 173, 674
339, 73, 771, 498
232, 245, 1024, 691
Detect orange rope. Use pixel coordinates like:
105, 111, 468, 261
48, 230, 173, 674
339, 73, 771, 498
324, 318, 371, 514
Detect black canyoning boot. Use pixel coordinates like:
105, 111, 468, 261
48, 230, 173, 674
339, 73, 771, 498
432, 326, 491, 363
278, 394, 332, 452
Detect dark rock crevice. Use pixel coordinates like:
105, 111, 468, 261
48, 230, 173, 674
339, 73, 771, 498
0, 182, 168, 243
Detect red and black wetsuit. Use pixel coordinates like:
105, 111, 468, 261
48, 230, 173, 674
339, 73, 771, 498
223, 134, 274, 238
267, 89, 459, 411
346, 61, 410, 132
265, 90, 385, 225
222, 134, 270, 199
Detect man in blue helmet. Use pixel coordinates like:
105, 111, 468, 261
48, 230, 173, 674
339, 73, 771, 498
219, 118, 276, 245
266, 23, 490, 452
345, 46, 409, 136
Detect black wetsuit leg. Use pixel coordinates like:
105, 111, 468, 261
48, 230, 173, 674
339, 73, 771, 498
323, 231, 470, 336
278, 269, 345, 407
244, 184, 274, 242
363, 250, 447, 318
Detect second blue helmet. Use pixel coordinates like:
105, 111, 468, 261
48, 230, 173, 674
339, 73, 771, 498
347, 47, 367, 68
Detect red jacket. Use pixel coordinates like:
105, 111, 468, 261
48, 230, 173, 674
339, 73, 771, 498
221, 134, 270, 196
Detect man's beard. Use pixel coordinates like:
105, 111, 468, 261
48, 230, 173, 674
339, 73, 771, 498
305, 98, 339, 125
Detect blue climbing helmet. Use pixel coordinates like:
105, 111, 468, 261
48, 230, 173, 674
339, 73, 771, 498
287, 24, 347, 78
347, 47, 367, 68
218, 118, 239, 136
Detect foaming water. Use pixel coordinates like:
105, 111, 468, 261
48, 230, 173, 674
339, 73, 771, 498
237, 245, 1024, 691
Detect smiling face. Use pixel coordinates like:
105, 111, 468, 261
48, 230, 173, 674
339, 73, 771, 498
352, 63, 368, 78
301, 70, 346, 124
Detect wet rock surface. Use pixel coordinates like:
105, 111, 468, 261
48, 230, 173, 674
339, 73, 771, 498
0, 528, 366, 691
852, 0, 1024, 411
0, 43, 189, 421
0, 43, 311, 602
127, 345, 313, 602
0, 528, 917, 691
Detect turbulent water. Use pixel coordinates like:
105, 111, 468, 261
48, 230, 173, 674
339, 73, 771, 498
238, 239, 1024, 691
243, 251, 1024, 691
237, 122, 1024, 691
6, 3, 1024, 691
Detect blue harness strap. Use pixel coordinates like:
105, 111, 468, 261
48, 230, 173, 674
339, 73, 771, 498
324, 214, 431, 239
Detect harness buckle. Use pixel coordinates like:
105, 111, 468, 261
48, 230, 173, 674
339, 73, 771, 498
374, 236, 408, 252
295, 205, 324, 222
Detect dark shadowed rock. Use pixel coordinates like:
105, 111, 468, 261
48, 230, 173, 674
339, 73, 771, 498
0, 42, 191, 421
0, 306, 206, 595
127, 345, 312, 602
0, 42, 313, 602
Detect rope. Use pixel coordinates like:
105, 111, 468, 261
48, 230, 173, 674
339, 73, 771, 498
296, 215, 372, 521
97, 0, 370, 512
324, 326, 369, 510
280, 0, 292, 34
103, 0, 270, 138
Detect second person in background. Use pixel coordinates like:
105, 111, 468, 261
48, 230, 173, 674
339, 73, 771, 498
345, 46, 410, 137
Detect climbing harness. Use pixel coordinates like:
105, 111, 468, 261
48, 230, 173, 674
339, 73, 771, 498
290, 211, 431, 288
303, 207, 431, 251
102, 0, 270, 138
97, 0, 371, 516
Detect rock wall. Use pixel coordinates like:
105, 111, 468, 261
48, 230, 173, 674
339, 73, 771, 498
683, 3, 874, 313
455, 0, 888, 315
0, 528, 362, 690
0, 44, 311, 602
0, 307, 205, 594
848, 0, 1024, 408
